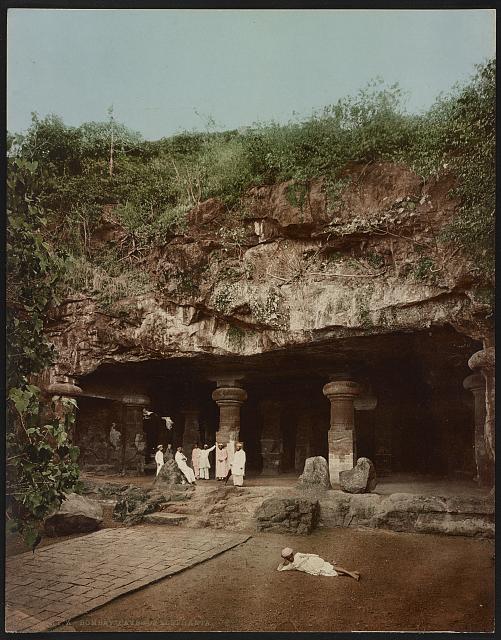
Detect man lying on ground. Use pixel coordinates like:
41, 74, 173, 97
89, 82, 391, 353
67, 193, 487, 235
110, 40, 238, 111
277, 547, 360, 580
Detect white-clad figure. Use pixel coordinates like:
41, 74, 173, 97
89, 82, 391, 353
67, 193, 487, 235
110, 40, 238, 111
109, 423, 121, 450
175, 447, 196, 484
155, 444, 165, 476
231, 442, 246, 487
162, 416, 174, 430
198, 443, 216, 480
277, 547, 360, 580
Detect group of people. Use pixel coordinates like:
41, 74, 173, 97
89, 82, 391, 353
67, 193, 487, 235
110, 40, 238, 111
155, 440, 246, 487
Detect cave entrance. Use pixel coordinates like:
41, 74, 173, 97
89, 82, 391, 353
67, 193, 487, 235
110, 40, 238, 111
74, 326, 484, 486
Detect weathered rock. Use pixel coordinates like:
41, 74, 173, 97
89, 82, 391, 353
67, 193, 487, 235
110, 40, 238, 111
153, 459, 186, 487
97, 483, 132, 498
254, 497, 319, 534
297, 456, 330, 489
44, 493, 103, 536
339, 457, 377, 494
318, 490, 494, 537
112, 486, 172, 525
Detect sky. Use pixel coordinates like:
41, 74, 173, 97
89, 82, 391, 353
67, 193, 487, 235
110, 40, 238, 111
7, 9, 496, 141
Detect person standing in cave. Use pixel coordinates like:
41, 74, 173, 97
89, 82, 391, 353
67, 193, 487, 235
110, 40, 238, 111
216, 443, 229, 480
231, 442, 246, 487
155, 444, 165, 476
191, 443, 201, 479
198, 443, 216, 480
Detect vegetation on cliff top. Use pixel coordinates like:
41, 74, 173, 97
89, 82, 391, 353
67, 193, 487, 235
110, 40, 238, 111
8, 60, 495, 303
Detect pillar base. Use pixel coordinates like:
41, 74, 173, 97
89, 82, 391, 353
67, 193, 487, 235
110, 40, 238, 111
328, 429, 354, 485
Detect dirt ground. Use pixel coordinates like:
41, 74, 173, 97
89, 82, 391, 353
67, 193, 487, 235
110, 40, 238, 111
69, 527, 494, 633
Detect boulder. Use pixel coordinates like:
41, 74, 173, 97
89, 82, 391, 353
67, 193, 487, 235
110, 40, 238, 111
339, 457, 377, 494
44, 493, 103, 536
297, 456, 331, 489
153, 459, 186, 488
112, 486, 172, 525
255, 497, 320, 534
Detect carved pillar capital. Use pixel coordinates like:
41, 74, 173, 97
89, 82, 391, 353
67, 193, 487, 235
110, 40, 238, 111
323, 380, 361, 401
46, 375, 83, 397
463, 373, 484, 394
212, 386, 248, 406
468, 347, 495, 373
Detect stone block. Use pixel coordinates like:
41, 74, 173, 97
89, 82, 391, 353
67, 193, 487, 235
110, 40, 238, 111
254, 497, 320, 534
153, 460, 186, 487
297, 456, 331, 489
339, 457, 377, 494
44, 494, 103, 536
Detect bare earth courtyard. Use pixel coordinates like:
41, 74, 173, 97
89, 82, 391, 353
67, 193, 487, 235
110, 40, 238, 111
6, 523, 494, 633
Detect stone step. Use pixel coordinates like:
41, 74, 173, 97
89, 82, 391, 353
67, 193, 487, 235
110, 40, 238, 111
143, 513, 188, 525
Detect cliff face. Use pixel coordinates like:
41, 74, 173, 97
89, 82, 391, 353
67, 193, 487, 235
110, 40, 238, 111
46, 162, 493, 379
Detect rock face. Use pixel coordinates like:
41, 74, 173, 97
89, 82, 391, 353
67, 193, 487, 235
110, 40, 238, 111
153, 459, 187, 487
297, 456, 331, 489
339, 457, 377, 494
45, 163, 493, 383
318, 491, 494, 538
112, 486, 172, 525
44, 493, 103, 536
255, 497, 320, 534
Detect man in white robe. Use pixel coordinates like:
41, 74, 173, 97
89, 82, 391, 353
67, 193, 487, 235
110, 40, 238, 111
198, 443, 216, 480
231, 442, 246, 486
192, 444, 201, 479
175, 447, 196, 484
155, 445, 164, 476
215, 444, 229, 480
277, 547, 360, 580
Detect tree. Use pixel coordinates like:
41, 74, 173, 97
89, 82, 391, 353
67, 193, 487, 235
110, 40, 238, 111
6, 156, 81, 549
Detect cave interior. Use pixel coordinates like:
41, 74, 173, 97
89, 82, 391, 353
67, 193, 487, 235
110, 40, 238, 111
75, 326, 481, 480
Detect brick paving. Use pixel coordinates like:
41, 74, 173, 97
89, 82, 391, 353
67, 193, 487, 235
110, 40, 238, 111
5, 526, 251, 632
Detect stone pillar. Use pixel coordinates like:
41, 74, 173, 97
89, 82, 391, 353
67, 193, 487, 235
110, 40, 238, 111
295, 413, 312, 473
463, 373, 492, 486
211, 380, 247, 444
468, 347, 495, 482
46, 376, 83, 444
260, 400, 282, 475
181, 409, 201, 451
120, 394, 150, 474
323, 377, 361, 486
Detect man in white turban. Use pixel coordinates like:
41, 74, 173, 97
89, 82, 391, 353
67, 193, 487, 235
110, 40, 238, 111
231, 442, 246, 487
155, 445, 164, 476
215, 443, 229, 480
277, 547, 360, 580
198, 443, 216, 480
175, 446, 197, 484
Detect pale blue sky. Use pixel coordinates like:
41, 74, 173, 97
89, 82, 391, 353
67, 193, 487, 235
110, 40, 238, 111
7, 9, 496, 140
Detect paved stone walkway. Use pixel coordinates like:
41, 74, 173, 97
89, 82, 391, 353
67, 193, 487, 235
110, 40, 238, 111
5, 526, 251, 632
